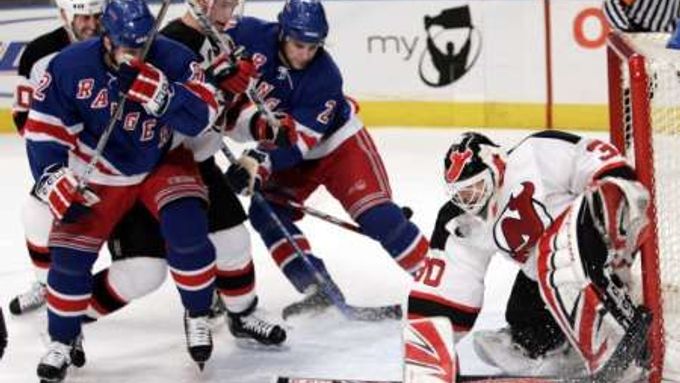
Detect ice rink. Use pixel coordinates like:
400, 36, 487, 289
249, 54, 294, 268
0, 128, 605, 383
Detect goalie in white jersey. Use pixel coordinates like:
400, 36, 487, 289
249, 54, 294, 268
405, 130, 653, 381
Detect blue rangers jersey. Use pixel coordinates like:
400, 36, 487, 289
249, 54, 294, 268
225, 17, 362, 171
24, 36, 218, 186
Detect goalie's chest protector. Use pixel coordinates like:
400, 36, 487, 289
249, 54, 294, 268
491, 137, 580, 264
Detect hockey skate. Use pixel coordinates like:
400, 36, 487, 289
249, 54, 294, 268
473, 326, 586, 377
70, 334, 85, 368
9, 281, 46, 315
37, 341, 72, 383
227, 297, 286, 346
183, 311, 213, 370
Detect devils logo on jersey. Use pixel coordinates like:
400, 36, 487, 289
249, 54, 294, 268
493, 181, 552, 263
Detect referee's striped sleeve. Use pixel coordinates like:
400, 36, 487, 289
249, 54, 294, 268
604, 0, 632, 31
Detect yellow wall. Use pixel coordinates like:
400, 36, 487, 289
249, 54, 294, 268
0, 102, 609, 133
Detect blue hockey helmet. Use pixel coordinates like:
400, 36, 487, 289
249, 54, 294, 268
101, 0, 154, 48
278, 0, 328, 45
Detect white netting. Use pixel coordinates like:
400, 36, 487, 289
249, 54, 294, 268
619, 33, 680, 380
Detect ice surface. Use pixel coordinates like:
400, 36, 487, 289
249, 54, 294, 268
0, 128, 604, 382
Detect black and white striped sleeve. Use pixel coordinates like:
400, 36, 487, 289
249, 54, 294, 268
604, 0, 632, 31
604, 0, 680, 32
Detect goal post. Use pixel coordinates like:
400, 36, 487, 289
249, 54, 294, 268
607, 31, 680, 383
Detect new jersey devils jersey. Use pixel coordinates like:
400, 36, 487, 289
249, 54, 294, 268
13, 27, 71, 134
226, 16, 362, 171
24, 37, 217, 186
419, 131, 631, 332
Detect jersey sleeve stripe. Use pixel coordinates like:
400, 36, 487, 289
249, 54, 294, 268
183, 81, 219, 111
24, 118, 77, 148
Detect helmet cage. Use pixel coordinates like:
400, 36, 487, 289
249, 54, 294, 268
446, 168, 495, 215
443, 132, 504, 215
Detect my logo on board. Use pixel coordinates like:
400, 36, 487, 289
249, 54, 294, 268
418, 5, 482, 87
365, 5, 482, 88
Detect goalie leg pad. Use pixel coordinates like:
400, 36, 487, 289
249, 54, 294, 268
536, 196, 633, 374
404, 317, 457, 383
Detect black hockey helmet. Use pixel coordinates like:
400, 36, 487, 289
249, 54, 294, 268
444, 132, 505, 214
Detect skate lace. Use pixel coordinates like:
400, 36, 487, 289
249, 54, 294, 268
41, 342, 71, 367
241, 315, 276, 337
186, 316, 211, 346
19, 282, 46, 309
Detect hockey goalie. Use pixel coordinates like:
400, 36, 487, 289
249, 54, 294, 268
405, 130, 656, 383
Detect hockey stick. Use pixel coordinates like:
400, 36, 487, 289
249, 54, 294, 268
77, 0, 172, 191
267, 193, 415, 237
186, 0, 280, 130
219, 144, 400, 321
265, 194, 364, 234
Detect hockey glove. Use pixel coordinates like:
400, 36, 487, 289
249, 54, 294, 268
225, 148, 271, 196
206, 52, 258, 96
586, 177, 651, 256
33, 165, 100, 223
250, 111, 298, 148
118, 57, 172, 117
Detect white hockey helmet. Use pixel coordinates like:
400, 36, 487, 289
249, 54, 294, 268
56, 0, 105, 40
444, 132, 506, 215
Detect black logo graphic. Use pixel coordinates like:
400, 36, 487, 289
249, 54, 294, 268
419, 6, 482, 87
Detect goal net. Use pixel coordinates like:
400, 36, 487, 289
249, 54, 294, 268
607, 32, 680, 383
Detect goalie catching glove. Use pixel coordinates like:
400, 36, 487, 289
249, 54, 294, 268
33, 164, 100, 222
225, 148, 271, 196
118, 57, 172, 117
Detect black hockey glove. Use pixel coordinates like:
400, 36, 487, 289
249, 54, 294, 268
224, 148, 270, 196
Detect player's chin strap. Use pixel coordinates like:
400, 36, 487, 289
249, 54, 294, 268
185, 0, 280, 131
536, 192, 652, 382
77, 0, 173, 191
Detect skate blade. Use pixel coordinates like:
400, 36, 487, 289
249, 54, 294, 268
233, 338, 290, 351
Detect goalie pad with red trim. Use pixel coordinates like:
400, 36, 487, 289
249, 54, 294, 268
535, 194, 648, 377
404, 316, 457, 383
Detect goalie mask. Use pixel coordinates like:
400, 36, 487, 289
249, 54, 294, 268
56, 0, 105, 41
444, 132, 505, 215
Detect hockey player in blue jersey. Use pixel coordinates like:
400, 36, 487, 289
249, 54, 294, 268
222, 0, 430, 316
23, 0, 220, 380
10, 0, 105, 317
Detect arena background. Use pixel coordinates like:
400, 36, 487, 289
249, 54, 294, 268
0, 0, 612, 132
